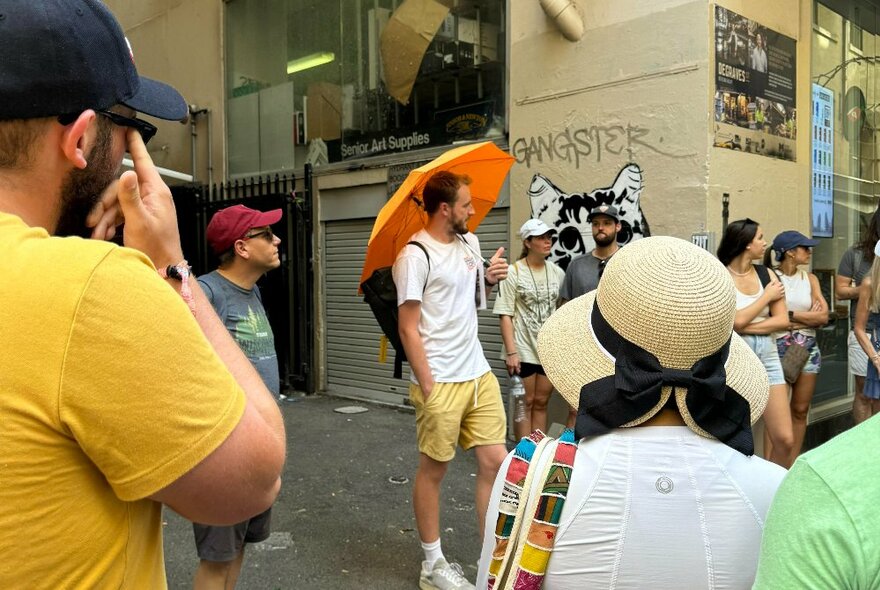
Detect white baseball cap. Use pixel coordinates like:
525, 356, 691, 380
519, 219, 554, 240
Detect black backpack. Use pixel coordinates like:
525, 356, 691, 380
360, 241, 430, 378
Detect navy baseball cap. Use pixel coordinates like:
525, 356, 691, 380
0, 0, 187, 122
771, 230, 819, 261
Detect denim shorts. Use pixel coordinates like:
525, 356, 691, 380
776, 333, 822, 374
741, 334, 786, 386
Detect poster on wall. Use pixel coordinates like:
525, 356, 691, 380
812, 84, 834, 238
713, 6, 797, 161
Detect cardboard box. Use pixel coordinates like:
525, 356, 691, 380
306, 82, 342, 142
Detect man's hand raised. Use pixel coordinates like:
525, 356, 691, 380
486, 246, 508, 285
116, 129, 184, 269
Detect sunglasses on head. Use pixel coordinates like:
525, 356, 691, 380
57, 109, 157, 145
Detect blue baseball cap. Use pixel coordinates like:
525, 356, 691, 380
771, 230, 819, 261
0, 0, 187, 122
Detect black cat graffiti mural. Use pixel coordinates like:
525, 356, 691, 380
527, 164, 651, 270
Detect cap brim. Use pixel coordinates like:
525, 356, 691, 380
253, 209, 283, 227
123, 76, 188, 122
800, 239, 820, 247
537, 292, 770, 432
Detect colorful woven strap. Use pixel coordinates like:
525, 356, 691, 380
487, 429, 576, 590
507, 428, 576, 590
487, 430, 547, 590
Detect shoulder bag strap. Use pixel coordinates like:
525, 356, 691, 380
487, 432, 552, 590
755, 264, 771, 288
406, 241, 431, 292
502, 429, 577, 590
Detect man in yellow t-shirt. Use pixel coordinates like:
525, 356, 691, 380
0, 2, 286, 588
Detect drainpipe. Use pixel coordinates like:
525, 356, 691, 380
206, 108, 214, 191
188, 105, 209, 184
539, 0, 584, 42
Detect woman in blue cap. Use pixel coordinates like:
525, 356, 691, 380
764, 231, 829, 463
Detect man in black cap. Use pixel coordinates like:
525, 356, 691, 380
559, 204, 622, 304
0, 2, 285, 588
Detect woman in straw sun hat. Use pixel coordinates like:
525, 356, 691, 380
477, 237, 786, 590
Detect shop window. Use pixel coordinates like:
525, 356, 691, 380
225, 0, 506, 176
812, 0, 880, 413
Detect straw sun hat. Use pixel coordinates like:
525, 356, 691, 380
537, 236, 769, 454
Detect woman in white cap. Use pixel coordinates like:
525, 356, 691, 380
477, 237, 786, 590
853, 241, 880, 409
763, 230, 829, 465
717, 218, 793, 468
493, 219, 566, 439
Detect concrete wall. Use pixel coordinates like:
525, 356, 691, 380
104, 0, 226, 184
509, 0, 813, 251
508, 0, 711, 250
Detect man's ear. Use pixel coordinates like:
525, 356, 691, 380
59, 110, 97, 170
233, 239, 250, 260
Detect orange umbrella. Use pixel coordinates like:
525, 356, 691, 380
358, 141, 515, 290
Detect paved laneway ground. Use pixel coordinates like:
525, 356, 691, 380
163, 394, 486, 589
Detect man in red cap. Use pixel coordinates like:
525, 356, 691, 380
193, 204, 284, 589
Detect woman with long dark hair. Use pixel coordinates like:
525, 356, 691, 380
763, 231, 829, 465
494, 219, 565, 439
836, 208, 880, 423
718, 219, 793, 467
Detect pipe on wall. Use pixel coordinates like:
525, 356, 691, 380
539, 0, 584, 42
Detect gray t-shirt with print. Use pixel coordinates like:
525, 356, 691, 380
838, 246, 874, 331
198, 271, 280, 395
560, 253, 606, 301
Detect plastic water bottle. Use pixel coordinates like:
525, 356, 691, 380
509, 375, 527, 424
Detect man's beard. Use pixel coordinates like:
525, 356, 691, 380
453, 216, 469, 235
594, 231, 617, 247
54, 121, 118, 238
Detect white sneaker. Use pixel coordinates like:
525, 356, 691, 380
419, 558, 475, 590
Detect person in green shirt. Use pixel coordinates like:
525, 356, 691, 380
753, 415, 880, 589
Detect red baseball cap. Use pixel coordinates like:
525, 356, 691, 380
206, 205, 283, 254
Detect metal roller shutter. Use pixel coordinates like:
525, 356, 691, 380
324, 207, 510, 405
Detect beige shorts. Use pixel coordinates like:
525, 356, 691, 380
409, 371, 507, 462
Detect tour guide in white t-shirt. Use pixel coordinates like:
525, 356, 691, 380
392, 170, 509, 590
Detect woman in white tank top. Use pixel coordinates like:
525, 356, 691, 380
718, 219, 794, 468
765, 231, 829, 465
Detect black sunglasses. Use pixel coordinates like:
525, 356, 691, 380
242, 228, 275, 242
57, 110, 157, 145
598, 258, 608, 279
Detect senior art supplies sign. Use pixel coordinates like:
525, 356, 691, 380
713, 6, 797, 161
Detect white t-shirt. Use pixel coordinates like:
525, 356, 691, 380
477, 426, 787, 590
392, 229, 490, 383
492, 259, 565, 364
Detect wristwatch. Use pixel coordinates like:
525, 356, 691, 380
788, 310, 795, 323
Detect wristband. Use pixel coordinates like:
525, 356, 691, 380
507, 351, 518, 356
158, 259, 195, 315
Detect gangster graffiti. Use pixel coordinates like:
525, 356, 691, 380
528, 164, 650, 269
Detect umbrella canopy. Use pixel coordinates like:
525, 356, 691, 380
358, 141, 515, 290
